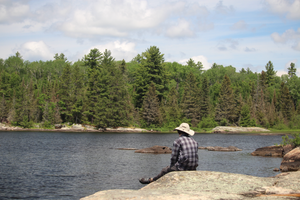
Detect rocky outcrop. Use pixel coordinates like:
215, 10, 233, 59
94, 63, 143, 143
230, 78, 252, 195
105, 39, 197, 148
251, 145, 284, 157
135, 145, 172, 154
199, 146, 242, 151
251, 145, 294, 157
105, 127, 148, 132
81, 171, 300, 200
0, 123, 23, 131
212, 126, 270, 133
280, 147, 300, 172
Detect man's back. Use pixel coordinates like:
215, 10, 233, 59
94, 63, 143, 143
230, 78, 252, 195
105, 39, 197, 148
171, 134, 198, 170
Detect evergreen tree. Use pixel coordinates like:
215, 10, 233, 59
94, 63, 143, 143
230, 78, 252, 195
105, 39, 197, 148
288, 62, 296, 78
0, 94, 7, 122
164, 86, 181, 127
84, 48, 103, 123
181, 72, 201, 127
240, 105, 251, 127
92, 50, 130, 128
59, 64, 73, 122
200, 76, 210, 119
280, 82, 294, 120
134, 46, 167, 108
141, 82, 161, 127
215, 75, 236, 124
265, 61, 276, 86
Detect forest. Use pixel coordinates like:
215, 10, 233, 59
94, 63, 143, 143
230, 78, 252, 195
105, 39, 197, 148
0, 46, 299, 131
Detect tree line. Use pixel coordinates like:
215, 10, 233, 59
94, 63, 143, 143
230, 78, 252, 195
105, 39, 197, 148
0, 46, 299, 130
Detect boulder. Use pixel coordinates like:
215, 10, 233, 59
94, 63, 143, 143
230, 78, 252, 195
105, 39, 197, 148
212, 126, 270, 133
72, 124, 84, 130
283, 144, 294, 156
135, 145, 172, 154
280, 147, 300, 172
251, 145, 284, 157
55, 124, 62, 129
201, 146, 242, 151
81, 171, 300, 200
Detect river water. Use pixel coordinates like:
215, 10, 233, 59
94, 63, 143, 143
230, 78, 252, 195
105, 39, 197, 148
0, 131, 283, 199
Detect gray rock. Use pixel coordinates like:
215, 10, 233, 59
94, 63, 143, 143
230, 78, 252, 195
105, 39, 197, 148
55, 124, 62, 129
280, 147, 300, 172
251, 145, 284, 157
72, 124, 84, 130
199, 146, 242, 151
212, 126, 270, 133
81, 171, 300, 200
135, 145, 172, 154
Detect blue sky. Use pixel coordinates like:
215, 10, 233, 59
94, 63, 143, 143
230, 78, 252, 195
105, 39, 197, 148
0, 0, 299, 76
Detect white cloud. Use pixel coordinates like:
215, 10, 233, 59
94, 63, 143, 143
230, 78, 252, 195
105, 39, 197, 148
217, 39, 239, 51
214, 0, 235, 15
0, 0, 30, 23
292, 41, 300, 51
87, 41, 137, 62
265, 0, 300, 20
15, 41, 53, 61
55, 0, 185, 38
244, 47, 256, 52
165, 19, 195, 38
276, 70, 288, 76
231, 20, 247, 30
271, 28, 300, 51
178, 55, 211, 70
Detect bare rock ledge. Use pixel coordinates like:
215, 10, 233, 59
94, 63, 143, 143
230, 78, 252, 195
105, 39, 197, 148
212, 126, 270, 133
81, 171, 300, 200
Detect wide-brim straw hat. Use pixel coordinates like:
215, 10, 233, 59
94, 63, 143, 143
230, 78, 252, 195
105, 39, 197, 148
174, 123, 195, 136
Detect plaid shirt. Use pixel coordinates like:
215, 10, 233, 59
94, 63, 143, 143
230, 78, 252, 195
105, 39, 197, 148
170, 134, 198, 170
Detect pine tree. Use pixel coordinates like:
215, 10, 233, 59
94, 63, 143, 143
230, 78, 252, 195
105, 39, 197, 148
0, 94, 7, 122
134, 46, 167, 108
280, 82, 294, 120
141, 82, 161, 126
265, 61, 276, 86
240, 105, 251, 127
164, 86, 181, 127
200, 76, 210, 119
181, 72, 201, 127
84, 48, 103, 124
288, 62, 296, 78
59, 64, 73, 122
215, 75, 236, 124
93, 49, 131, 128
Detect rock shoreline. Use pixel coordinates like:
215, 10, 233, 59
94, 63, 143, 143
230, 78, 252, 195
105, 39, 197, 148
212, 126, 271, 133
0, 124, 283, 135
0, 123, 149, 133
81, 171, 300, 200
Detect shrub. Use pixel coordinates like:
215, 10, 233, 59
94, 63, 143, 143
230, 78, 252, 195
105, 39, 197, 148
281, 133, 300, 147
198, 117, 218, 128
273, 122, 288, 130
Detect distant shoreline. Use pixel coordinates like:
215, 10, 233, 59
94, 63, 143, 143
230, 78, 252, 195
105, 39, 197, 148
0, 127, 290, 135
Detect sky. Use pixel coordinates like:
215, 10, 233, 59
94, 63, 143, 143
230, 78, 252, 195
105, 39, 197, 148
0, 0, 299, 76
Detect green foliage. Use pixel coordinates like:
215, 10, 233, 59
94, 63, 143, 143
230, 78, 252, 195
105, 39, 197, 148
0, 48, 299, 131
215, 75, 237, 124
141, 82, 161, 127
273, 122, 288, 130
133, 46, 168, 108
240, 105, 251, 127
198, 116, 218, 128
281, 133, 300, 147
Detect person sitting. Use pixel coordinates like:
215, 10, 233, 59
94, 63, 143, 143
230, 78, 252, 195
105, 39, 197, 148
139, 123, 198, 184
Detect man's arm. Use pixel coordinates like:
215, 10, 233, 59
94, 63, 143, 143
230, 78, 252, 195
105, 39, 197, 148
170, 139, 180, 166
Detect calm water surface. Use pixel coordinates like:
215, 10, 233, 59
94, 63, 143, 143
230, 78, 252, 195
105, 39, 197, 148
0, 131, 283, 199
